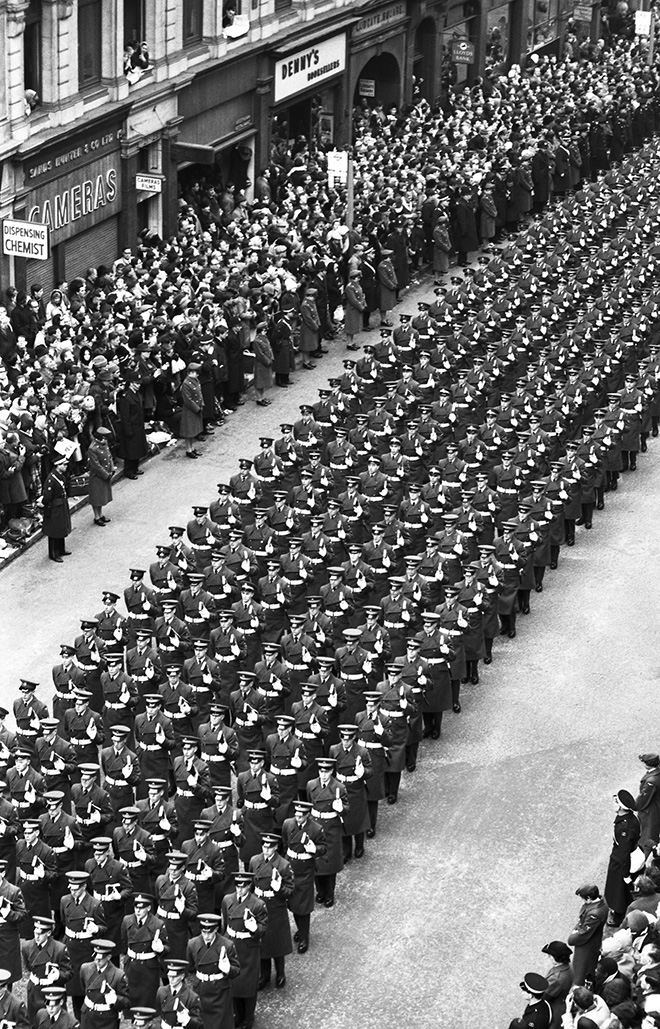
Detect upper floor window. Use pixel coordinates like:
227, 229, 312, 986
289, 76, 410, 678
183, 0, 203, 45
24, 0, 42, 100
79, 0, 103, 88
124, 0, 145, 42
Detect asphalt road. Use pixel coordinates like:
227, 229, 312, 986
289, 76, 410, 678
0, 274, 657, 1026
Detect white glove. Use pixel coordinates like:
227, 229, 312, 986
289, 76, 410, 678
260, 775, 271, 802
303, 834, 317, 854
152, 928, 164, 953
122, 758, 133, 780
271, 867, 282, 892
155, 723, 166, 744
354, 754, 364, 778
104, 988, 118, 1007
63, 825, 75, 850
291, 750, 302, 769
86, 719, 98, 740
174, 891, 186, 914
133, 840, 146, 862
89, 806, 101, 823
176, 1007, 191, 1026
218, 945, 231, 974
243, 909, 257, 932
113, 627, 123, 642
332, 788, 343, 813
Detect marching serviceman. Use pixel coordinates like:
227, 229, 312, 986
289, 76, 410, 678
280, 801, 326, 954
249, 832, 294, 990
221, 872, 267, 1029
306, 757, 348, 908
22, 914, 73, 1025
79, 938, 129, 1029
186, 913, 240, 1029
121, 892, 170, 1010
156, 960, 202, 1029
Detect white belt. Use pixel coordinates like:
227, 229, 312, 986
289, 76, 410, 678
254, 887, 274, 899
311, 810, 335, 820
105, 776, 130, 787
336, 773, 359, 782
53, 690, 73, 699
177, 788, 194, 797
105, 700, 129, 709
385, 709, 405, 717
84, 1000, 112, 1012
65, 928, 94, 939
226, 927, 251, 939
296, 731, 316, 741
70, 737, 94, 746
139, 743, 161, 752
217, 655, 238, 663
287, 849, 312, 860
285, 662, 307, 670
156, 908, 181, 920
342, 673, 363, 680
360, 740, 383, 749
196, 971, 225, 981
29, 973, 56, 984
127, 949, 156, 960
203, 754, 227, 763
244, 800, 267, 809
187, 683, 210, 693
270, 766, 297, 776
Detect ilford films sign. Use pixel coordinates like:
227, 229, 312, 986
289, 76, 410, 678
274, 33, 346, 103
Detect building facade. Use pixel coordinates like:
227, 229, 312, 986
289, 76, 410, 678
0, 0, 594, 292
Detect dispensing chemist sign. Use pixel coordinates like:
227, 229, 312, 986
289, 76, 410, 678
274, 33, 346, 103
2, 219, 49, 260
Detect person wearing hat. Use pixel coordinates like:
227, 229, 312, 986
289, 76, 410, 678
344, 270, 366, 351
172, 737, 213, 846
280, 801, 326, 954
148, 545, 184, 600
6, 744, 45, 819
133, 696, 175, 794
182, 640, 223, 732
604, 790, 642, 927
0, 855, 26, 984
230, 672, 268, 772
156, 665, 198, 747
41, 452, 71, 562
94, 593, 128, 648
179, 363, 204, 459
60, 871, 107, 1017
197, 704, 239, 791
135, 779, 178, 877
100, 652, 139, 740
236, 750, 279, 865
299, 288, 322, 368
87, 427, 116, 526
121, 573, 158, 644
354, 692, 391, 837
0, 708, 17, 786
329, 725, 371, 862
85, 835, 133, 956
15, 819, 57, 938
376, 249, 398, 327
70, 764, 113, 861
305, 756, 348, 907
153, 852, 197, 962
178, 574, 216, 647
121, 887, 169, 1008
35, 986, 78, 1029
567, 884, 608, 987
181, 820, 227, 921
116, 369, 148, 479
200, 787, 244, 901
229, 460, 261, 528
153, 595, 191, 667
38, 789, 81, 914
156, 959, 202, 1029
636, 754, 660, 854
291, 682, 329, 792
255, 558, 291, 642
541, 941, 574, 1029
186, 912, 240, 1029
230, 582, 266, 667
124, 621, 161, 690
50, 644, 86, 731
379, 577, 417, 660
208, 609, 248, 699
79, 937, 129, 1028
0, 967, 28, 1028
415, 612, 456, 739
100, 725, 141, 817
248, 833, 294, 990
264, 716, 307, 825
22, 914, 73, 1024
519, 972, 551, 1029
220, 872, 267, 1029
13, 678, 48, 757
113, 807, 156, 898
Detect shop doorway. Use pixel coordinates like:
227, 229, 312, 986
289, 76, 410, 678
413, 18, 437, 102
353, 52, 401, 111
177, 137, 255, 208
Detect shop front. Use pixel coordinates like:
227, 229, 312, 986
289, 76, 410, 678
440, 0, 484, 94
270, 31, 349, 159
12, 113, 125, 293
350, 2, 408, 112
175, 56, 260, 200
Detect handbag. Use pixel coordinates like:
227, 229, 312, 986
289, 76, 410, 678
67, 472, 90, 497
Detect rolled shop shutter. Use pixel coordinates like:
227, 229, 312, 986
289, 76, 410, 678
24, 254, 56, 295
64, 216, 119, 281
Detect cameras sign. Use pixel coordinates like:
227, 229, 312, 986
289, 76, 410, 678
452, 39, 475, 63
2, 219, 49, 260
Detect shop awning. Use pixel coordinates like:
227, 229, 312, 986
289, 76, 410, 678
172, 142, 216, 166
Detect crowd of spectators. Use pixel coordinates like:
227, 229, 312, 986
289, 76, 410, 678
1, 32, 659, 542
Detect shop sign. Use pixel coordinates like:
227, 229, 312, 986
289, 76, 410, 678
452, 39, 475, 63
353, 2, 406, 40
135, 174, 163, 193
358, 78, 376, 97
573, 4, 592, 20
2, 219, 49, 260
23, 128, 121, 188
26, 153, 121, 247
274, 33, 346, 103
327, 149, 349, 186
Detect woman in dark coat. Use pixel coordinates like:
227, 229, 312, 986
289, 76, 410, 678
223, 327, 246, 411
116, 371, 148, 478
41, 453, 71, 562
604, 791, 641, 922
270, 314, 293, 388
360, 250, 378, 330
87, 426, 115, 526
252, 327, 274, 407
179, 364, 204, 459
451, 188, 479, 266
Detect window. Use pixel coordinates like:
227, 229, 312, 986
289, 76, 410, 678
78, 0, 103, 88
124, 0, 145, 45
24, 0, 42, 98
527, 0, 559, 49
182, 0, 203, 44
275, 0, 292, 10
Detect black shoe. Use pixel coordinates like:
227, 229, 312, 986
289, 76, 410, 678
406, 763, 416, 773
62, 550, 72, 556
387, 795, 397, 805
550, 561, 558, 569
508, 629, 516, 639
366, 828, 376, 838
453, 702, 461, 713
316, 893, 324, 903
258, 977, 270, 991
354, 845, 365, 858
186, 452, 199, 459
422, 727, 432, 738
293, 930, 301, 943
50, 556, 64, 563
94, 518, 106, 526
535, 584, 543, 593
125, 473, 138, 479
100, 516, 111, 523
276, 974, 286, 988
567, 538, 575, 546
630, 463, 637, 471
470, 673, 479, 685
297, 940, 309, 954
483, 656, 492, 665
302, 362, 316, 370
596, 502, 604, 510
431, 728, 441, 739
641, 442, 648, 453
323, 898, 334, 908
585, 522, 592, 530
499, 627, 508, 636
135, 469, 144, 475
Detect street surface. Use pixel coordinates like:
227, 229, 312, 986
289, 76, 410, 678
0, 275, 656, 1026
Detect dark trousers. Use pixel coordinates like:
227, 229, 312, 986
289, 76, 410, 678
451, 678, 461, 705
534, 566, 545, 588
293, 911, 310, 943
367, 799, 379, 831
405, 742, 419, 770
550, 544, 560, 568
260, 956, 285, 981
581, 502, 594, 528
384, 770, 401, 801
517, 589, 530, 613
315, 873, 336, 902
422, 711, 443, 737
233, 995, 257, 1029
48, 536, 66, 558
124, 457, 140, 475
565, 518, 575, 544
342, 832, 364, 861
